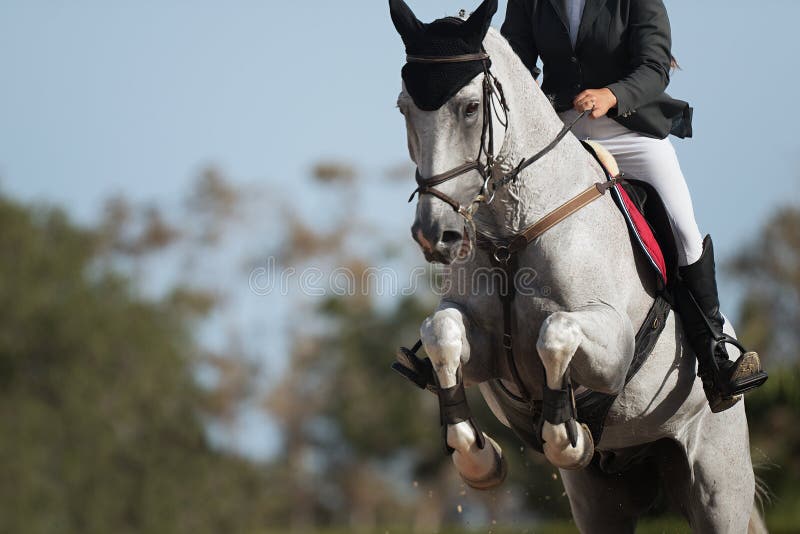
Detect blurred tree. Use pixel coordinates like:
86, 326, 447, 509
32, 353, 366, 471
265, 257, 573, 532
260, 146, 578, 526
0, 190, 282, 534
314, 289, 453, 531
727, 205, 800, 525
184, 166, 241, 245
265, 334, 331, 531
311, 161, 358, 184
728, 206, 800, 364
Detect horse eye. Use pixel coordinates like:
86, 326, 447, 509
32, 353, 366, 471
465, 101, 480, 117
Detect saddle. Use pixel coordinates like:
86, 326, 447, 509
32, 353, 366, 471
394, 141, 677, 455
583, 140, 676, 289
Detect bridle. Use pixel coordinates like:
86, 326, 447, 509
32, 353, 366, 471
406, 52, 507, 222
405, 51, 591, 247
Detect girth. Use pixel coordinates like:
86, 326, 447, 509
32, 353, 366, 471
475, 177, 621, 264
471, 168, 622, 409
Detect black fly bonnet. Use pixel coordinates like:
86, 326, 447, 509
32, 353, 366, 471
391, 0, 497, 111
391, 0, 587, 226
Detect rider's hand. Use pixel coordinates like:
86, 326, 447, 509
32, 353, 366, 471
573, 88, 618, 119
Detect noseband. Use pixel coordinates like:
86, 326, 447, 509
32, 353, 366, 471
406, 52, 589, 227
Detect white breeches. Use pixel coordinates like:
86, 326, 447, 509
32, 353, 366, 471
560, 110, 704, 266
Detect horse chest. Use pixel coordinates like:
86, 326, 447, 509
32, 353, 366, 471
458, 292, 561, 389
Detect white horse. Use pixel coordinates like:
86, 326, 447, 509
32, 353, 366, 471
390, 1, 763, 532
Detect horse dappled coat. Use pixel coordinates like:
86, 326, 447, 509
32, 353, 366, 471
389, 0, 765, 531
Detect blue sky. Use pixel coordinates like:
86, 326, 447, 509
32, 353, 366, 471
1, 1, 798, 253
1, 0, 798, 459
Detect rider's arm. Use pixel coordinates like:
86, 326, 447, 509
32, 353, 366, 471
501, 0, 541, 81
605, 0, 673, 117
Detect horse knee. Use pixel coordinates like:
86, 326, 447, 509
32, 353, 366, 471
537, 312, 583, 389
421, 308, 468, 388
538, 312, 583, 361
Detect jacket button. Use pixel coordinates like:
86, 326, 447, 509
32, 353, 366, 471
570, 56, 578, 63
574, 83, 581, 90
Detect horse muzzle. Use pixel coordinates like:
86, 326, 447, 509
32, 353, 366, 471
411, 221, 471, 264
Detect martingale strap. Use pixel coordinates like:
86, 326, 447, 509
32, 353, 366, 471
479, 178, 621, 259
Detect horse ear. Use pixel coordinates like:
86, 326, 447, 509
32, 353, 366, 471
389, 0, 423, 46
460, 0, 498, 44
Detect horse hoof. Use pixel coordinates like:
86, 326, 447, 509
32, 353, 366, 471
460, 435, 508, 490
543, 422, 594, 470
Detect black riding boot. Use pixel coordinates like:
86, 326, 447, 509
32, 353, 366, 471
676, 235, 768, 413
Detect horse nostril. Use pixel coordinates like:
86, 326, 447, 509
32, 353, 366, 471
441, 231, 463, 245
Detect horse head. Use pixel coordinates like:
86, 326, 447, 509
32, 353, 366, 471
391, 0, 503, 264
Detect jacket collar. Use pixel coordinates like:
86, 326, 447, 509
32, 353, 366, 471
546, 0, 569, 32
547, 0, 609, 49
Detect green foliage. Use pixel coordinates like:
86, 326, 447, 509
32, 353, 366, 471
2, 170, 797, 533
313, 290, 574, 524
318, 294, 441, 462
744, 366, 800, 509
257, 516, 692, 534
728, 205, 800, 524
0, 195, 279, 534
728, 206, 800, 364
466, 389, 574, 518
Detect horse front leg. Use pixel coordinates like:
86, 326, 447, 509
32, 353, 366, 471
537, 301, 636, 470
421, 305, 507, 490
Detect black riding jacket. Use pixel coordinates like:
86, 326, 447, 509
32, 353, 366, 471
501, 0, 692, 139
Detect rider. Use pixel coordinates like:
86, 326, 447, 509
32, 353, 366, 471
501, 0, 767, 412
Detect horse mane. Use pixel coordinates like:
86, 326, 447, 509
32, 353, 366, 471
482, 27, 566, 141
483, 28, 536, 94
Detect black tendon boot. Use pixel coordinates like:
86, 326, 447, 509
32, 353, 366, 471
677, 236, 768, 413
